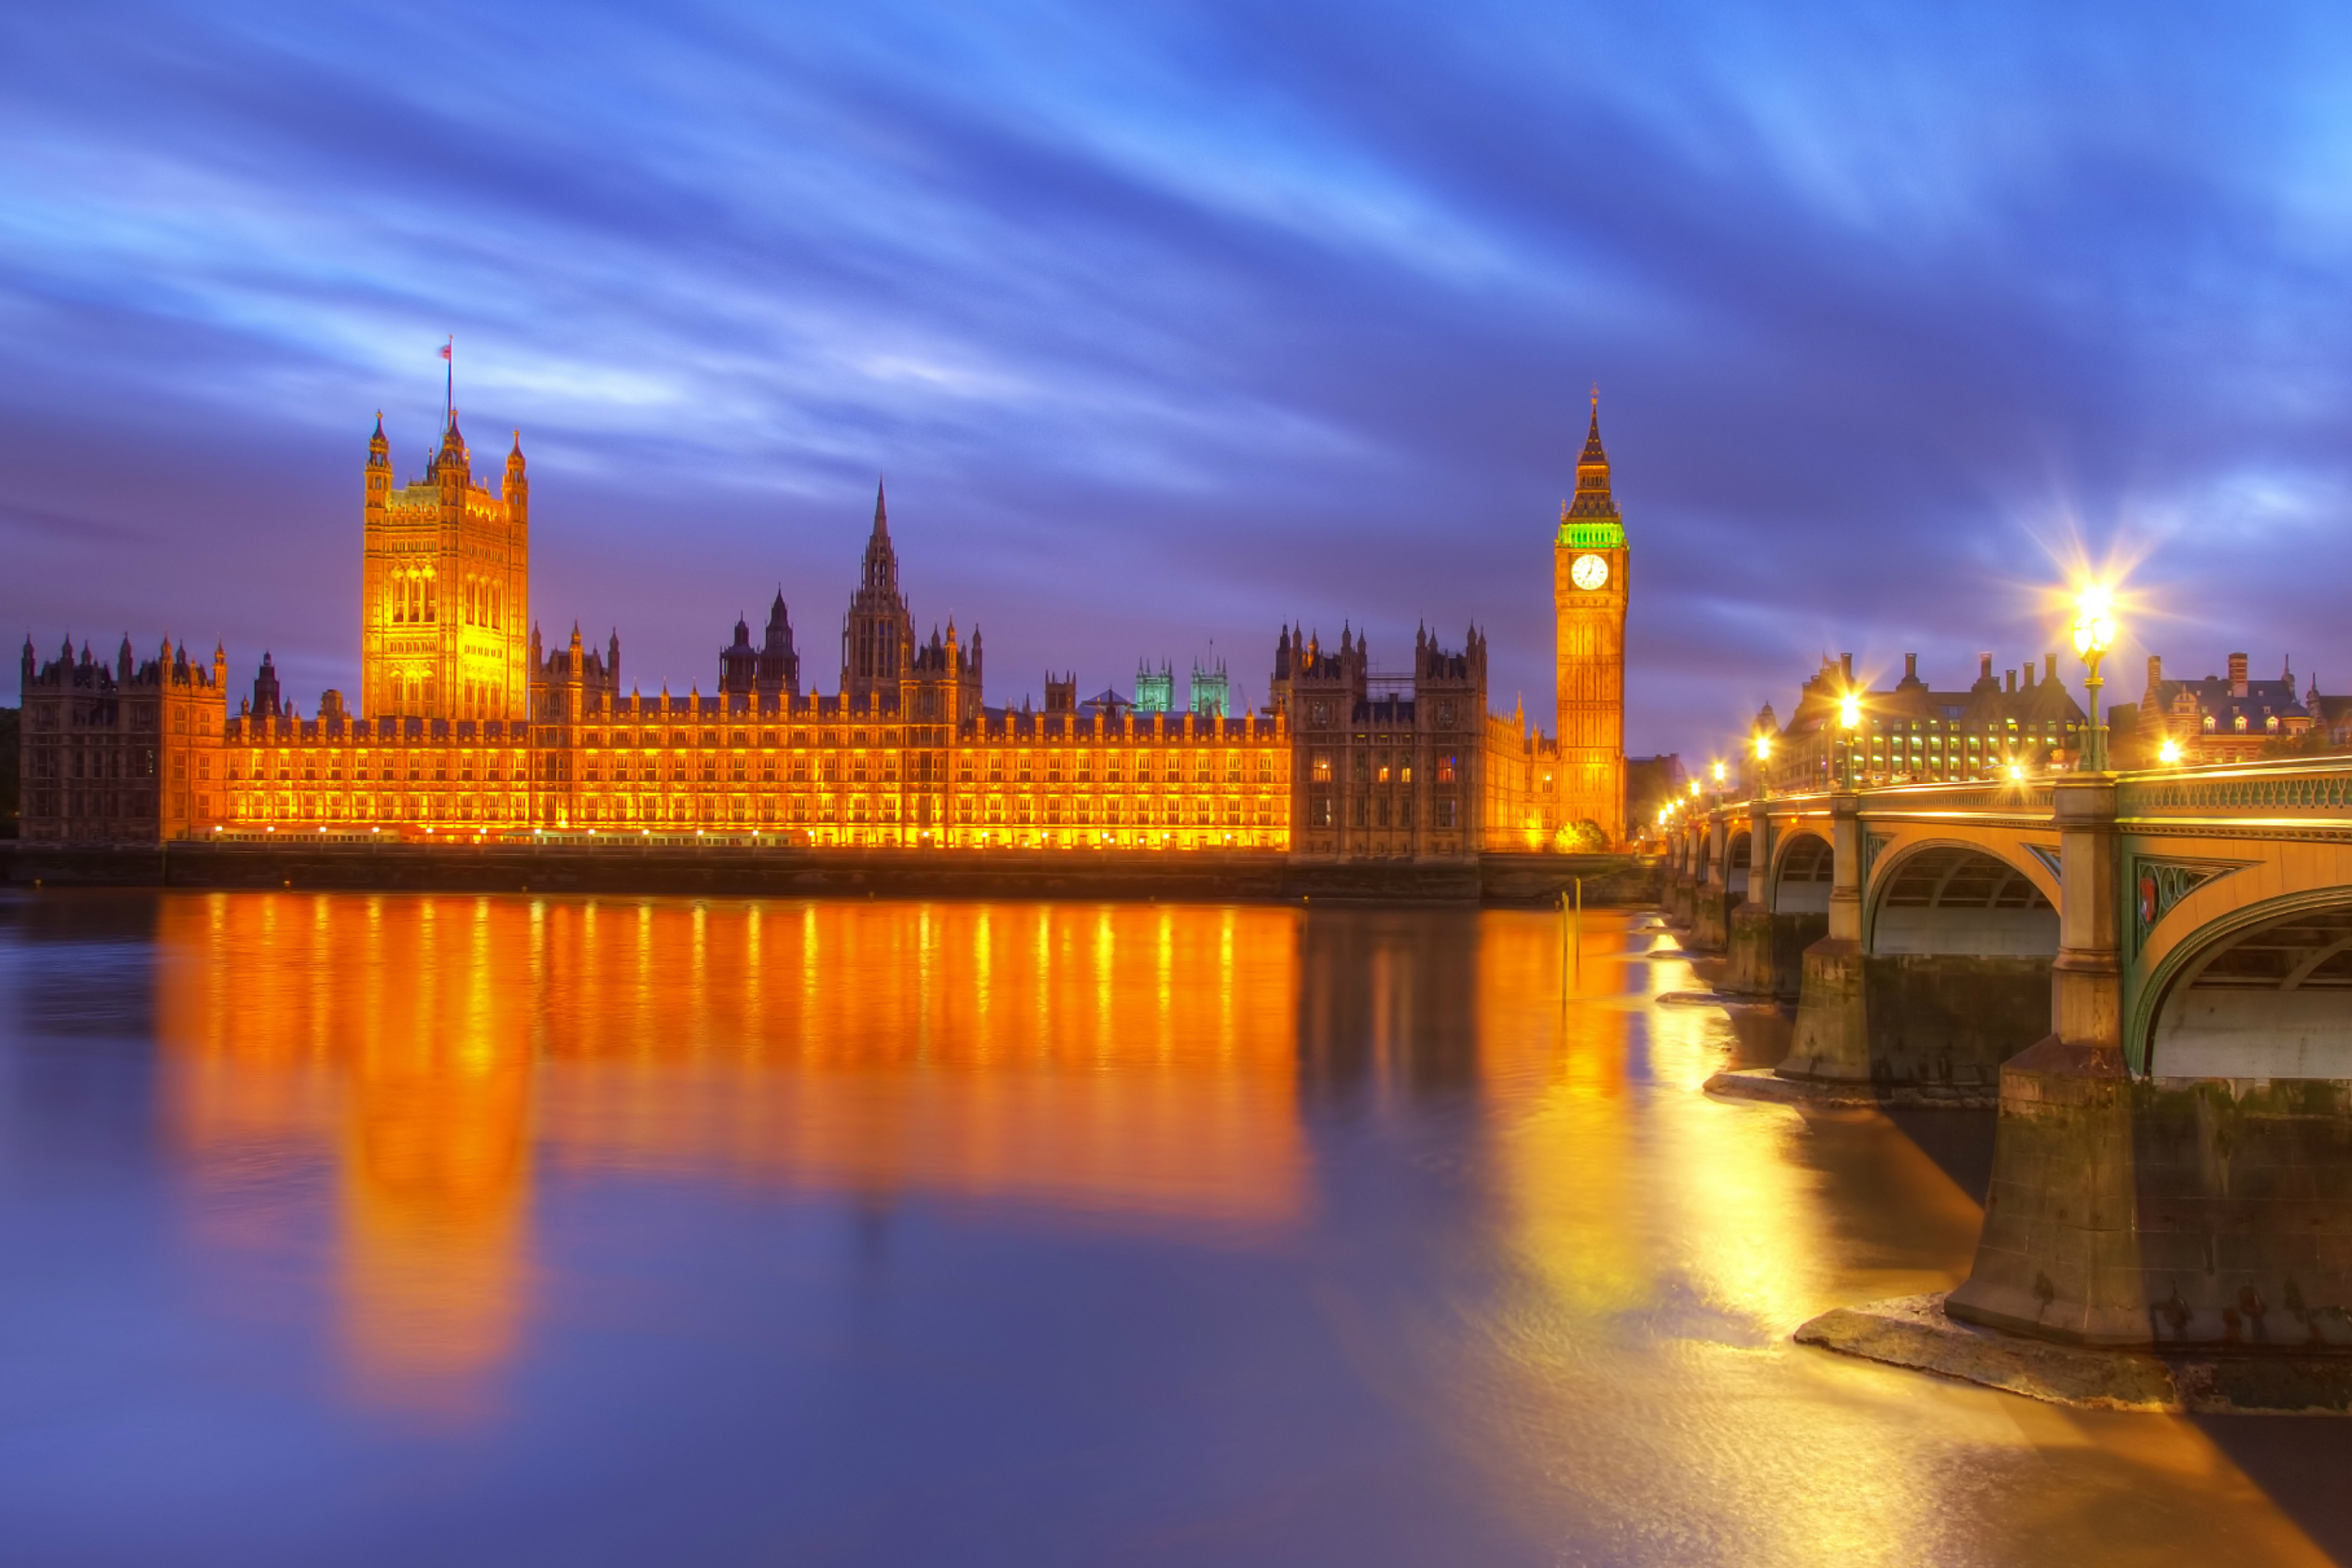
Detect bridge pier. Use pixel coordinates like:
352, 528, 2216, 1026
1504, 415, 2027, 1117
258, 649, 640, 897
1779, 793, 2051, 1092
1690, 816, 1729, 953
1783, 792, 1872, 1080
1665, 824, 1697, 930
1949, 775, 2352, 1348
1723, 802, 1782, 996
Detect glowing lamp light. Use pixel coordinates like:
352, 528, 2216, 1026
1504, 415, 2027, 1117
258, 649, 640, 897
2008, 762, 2028, 782
2072, 585, 2117, 657
1754, 733, 1772, 761
2159, 737, 2183, 765
1838, 691, 1861, 729
1710, 760, 1726, 786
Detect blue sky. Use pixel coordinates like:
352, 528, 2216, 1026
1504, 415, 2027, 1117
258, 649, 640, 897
7, 0, 2352, 760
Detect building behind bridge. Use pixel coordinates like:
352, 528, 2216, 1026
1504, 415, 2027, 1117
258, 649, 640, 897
1751, 649, 2091, 791
2127, 651, 2316, 765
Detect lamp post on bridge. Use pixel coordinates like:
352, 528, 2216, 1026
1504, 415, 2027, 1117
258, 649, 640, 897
2073, 586, 2117, 773
1837, 688, 1861, 791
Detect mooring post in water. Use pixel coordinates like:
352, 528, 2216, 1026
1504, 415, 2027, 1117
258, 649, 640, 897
1575, 877, 1583, 987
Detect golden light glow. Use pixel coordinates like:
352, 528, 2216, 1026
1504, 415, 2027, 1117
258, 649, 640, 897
1710, 760, 1726, 786
1753, 733, 1771, 762
2072, 581, 2117, 656
1837, 690, 1860, 729
157, 892, 1308, 1415
2159, 737, 2183, 765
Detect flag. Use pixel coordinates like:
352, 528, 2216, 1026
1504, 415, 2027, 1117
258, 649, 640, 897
439, 343, 452, 360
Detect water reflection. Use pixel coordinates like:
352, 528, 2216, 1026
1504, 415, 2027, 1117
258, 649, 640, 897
1, 890, 2342, 1565
154, 894, 1308, 1411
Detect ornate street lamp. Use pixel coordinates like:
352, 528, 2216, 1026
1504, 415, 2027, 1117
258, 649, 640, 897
1837, 688, 1861, 790
2073, 585, 2117, 771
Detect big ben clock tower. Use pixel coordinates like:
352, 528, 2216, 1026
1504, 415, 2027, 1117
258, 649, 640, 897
1554, 391, 1628, 846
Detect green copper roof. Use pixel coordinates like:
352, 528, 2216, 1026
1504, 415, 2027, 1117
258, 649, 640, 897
1557, 519, 1626, 550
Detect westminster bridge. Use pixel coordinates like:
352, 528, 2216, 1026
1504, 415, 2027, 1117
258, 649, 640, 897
1662, 757, 2352, 1356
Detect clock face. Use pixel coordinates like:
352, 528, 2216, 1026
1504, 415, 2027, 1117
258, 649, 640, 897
1571, 553, 1610, 590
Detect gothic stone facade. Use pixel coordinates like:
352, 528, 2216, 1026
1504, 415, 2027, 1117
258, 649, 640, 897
19, 407, 1622, 856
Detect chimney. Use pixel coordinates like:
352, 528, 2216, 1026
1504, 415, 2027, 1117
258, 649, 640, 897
2022, 662, 2036, 690
2044, 654, 2057, 683
2005, 669, 2017, 693
1979, 653, 1993, 681
1904, 653, 1918, 683
2228, 652, 2249, 696
2148, 653, 2162, 688
1840, 652, 1853, 684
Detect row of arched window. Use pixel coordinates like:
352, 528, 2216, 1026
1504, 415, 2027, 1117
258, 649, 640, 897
388, 569, 507, 628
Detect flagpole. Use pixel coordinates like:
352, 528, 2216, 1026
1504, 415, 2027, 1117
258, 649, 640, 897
444, 336, 453, 427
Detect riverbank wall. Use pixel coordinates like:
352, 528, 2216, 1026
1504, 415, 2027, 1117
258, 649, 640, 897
2, 842, 1659, 906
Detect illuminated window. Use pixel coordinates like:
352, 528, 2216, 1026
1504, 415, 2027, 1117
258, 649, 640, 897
1312, 754, 1332, 783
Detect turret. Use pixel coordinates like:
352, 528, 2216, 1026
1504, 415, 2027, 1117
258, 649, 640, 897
506, 430, 528, 523
366, 412, 392, 515
719, 614, 758, 698
20, 634, 34, 693
212, 642, 227, 690
252, 651, 282, 719
117, 635, 133, 684
435, 412, 470, 510
758, 591, 798, 697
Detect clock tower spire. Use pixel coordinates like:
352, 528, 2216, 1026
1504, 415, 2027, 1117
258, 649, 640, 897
1554, 389, 1628, 846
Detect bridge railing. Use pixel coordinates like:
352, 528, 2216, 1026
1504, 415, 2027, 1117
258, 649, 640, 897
2117, 755, 2352, 822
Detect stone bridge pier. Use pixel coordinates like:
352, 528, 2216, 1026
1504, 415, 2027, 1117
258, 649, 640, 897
1947, 773, 2352, 1351
1768, 788, 2053, 1094
1664, 822, 1698, 931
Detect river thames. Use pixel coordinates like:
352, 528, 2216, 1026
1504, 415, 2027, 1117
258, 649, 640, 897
2, 889, 2345, 1565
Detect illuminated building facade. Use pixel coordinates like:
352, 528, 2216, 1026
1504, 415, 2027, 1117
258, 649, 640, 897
1753, 650, 2090, 791
20, 400, 1624, 856
2131, 652, 2312, 764
362, 414, 531, 722
16, 635, 228, 844
1554, 394, 1628, 844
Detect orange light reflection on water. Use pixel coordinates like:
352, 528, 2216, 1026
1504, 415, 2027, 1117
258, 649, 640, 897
157, 893, 1306, 1416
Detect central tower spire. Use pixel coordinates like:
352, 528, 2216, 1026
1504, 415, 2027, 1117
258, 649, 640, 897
842, 477, 912, 706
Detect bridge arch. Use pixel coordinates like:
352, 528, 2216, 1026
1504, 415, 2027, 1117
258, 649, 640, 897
1770, 830, 1833, 915
1864, 841, 2057, 957
1724, 830, 1751, 900
2145, 891, 2352, 1079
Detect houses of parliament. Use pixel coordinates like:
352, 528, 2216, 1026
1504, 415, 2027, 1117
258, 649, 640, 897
17, 397, 1634, 858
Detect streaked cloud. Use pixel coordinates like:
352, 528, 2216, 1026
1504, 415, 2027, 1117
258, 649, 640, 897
5, 0, 2351, 754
